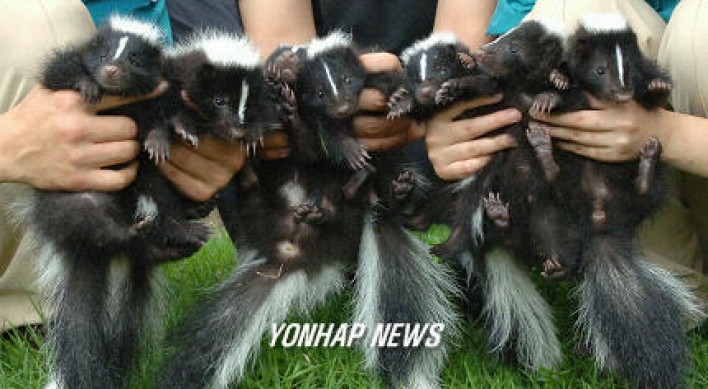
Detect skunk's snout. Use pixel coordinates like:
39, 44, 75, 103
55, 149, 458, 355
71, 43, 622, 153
417, 85, 435, 100
104, 65, 120, 78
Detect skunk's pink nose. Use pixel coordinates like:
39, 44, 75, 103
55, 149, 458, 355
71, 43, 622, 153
104, 65, 119, 77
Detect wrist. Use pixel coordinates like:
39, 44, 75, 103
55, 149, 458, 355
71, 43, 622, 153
0, 114, 18, 183
652, 109, 680, 165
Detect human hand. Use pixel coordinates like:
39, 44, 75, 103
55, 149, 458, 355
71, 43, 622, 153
355, 52, 425, 151
530, 95, 660, 162
159, 135, 247, 203
426, 94, 519, 180
0, 84, 166, 191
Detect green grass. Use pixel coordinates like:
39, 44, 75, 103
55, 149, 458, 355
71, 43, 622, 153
1, 229, 707, 388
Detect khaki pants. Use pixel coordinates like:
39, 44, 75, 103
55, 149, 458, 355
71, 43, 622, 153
0, 0, 94, 331
525, 0, 708, 305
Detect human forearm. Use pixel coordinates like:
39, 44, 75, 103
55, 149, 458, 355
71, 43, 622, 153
653, 109, 708, 177
239, 0, 316, 59
433, 0, 496, 51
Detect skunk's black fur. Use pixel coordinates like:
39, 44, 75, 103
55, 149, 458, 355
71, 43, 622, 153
33, 20, 276, 389
160, 32, 459, 389
387, 33, 498, 121
531, 16, 698, 389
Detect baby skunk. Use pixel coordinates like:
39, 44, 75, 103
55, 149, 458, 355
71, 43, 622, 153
33, 18, 274, 389
158, 31, 460, 389
265, 31, 408, 170
406, 20, 574, 372
387, 32, 498, 121
163, 31, 282, 157
530, 13, 702, 389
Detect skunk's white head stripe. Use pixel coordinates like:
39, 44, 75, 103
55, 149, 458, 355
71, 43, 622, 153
306, 30, 352, 59
108, 14, 164, 45
400, 32, 459, 65
580, 12, 629, 33
113, 36, 129, 60
532, 17, 570, 39
419, 53, 428, 82
322, 60, 339, 97
170, 30, 261, 69
238, 80, 249, 123
615, 44, 625, 87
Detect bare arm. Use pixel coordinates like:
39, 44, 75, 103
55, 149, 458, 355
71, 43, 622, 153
434, 0, 497, 50
239, 0, 316, 59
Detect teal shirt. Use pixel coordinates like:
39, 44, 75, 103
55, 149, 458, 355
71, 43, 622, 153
82, 0, 173, 45
487, 0, 679, 35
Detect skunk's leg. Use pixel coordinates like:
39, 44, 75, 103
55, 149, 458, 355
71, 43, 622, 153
482, 247, 562, 371
576, 236, 703, 389
430, 200, 484, 261
354, 213, 461, 389
635, 137, 662, 195
526, 122, 559, 182
155, 251, 346, 389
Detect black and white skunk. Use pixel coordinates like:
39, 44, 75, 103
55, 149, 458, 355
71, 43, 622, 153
530, 13, 703, 389
387, 32, 498, 121
391, 21, 572, 372
164, 31, 282, 155
32, 17, 275, 389
158, 31, 460, 389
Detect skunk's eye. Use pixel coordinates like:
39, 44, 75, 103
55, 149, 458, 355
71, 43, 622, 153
508, 44, 520, 54
438, 68, 448, 77
317, 90, 326, 99
129, 53, 141, 66
213, 96, 226, 106
595, 66, 606, 76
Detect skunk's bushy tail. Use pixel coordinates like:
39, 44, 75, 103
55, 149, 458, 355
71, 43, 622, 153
576, 235, 704, 389
354, 212, 461, 389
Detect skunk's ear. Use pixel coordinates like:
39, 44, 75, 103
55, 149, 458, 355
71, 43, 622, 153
197, 63, 218, 82
571, 27, 591, 57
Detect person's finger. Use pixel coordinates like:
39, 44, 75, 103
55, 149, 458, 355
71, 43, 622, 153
93, 80, 170, 112
532, 109, 614, 132
537, 122, 612, 148
358, 88, 388, 112
259, 147, 291, 159
434, 108, 521, 145
84, 116, 139, 143
262, 131, 289, 149
159, 160, 215, 202
437, 93, 504, 120
354, 115, 396, 136
556, 142, 623, 162
441, 134, 516, 164
359, 52, 402, 72
80, 161, 139, 191
84, 140, 141, 167
438, 156, 493, 181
